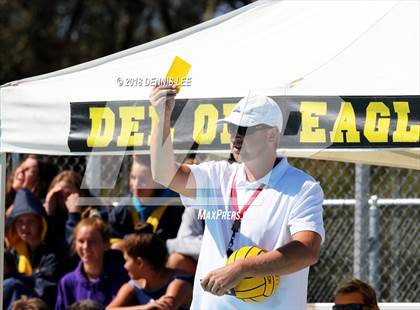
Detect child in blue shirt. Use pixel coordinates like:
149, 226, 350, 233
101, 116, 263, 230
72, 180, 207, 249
107, 224, 192, 309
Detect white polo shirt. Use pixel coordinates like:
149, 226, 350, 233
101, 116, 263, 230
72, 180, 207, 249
180, 157, 324, 310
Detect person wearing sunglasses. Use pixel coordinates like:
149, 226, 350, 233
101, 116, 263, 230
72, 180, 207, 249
149, 84, 324, 310
333, 279, 380, 310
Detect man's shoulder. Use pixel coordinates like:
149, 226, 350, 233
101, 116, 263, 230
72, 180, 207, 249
286, 167, 324, 204
273, 160, 321, 195
285, 163, 317, 184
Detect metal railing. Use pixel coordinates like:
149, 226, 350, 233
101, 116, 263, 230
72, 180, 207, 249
321, 197, 420, 301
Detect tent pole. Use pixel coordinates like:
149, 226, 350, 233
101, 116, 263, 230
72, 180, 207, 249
0, 152, 6, 310
353, 164, 370, 282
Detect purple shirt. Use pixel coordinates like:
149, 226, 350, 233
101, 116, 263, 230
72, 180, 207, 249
55, 250, 129, 309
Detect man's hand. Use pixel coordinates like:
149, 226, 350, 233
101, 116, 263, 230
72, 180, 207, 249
201, 231, 321, 297
200, 262, 243, 296
149, 84, 177, 117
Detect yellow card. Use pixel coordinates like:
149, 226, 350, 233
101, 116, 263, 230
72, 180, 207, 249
166, 56, 191, 93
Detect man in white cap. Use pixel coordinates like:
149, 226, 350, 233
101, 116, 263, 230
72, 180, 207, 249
149, 84, 324, 309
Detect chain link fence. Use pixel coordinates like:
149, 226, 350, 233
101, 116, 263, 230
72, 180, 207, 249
5, 154, 420, 302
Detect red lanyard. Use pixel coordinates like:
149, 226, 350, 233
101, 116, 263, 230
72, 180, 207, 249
230, 175, 265, 220
227, 174, 265, 256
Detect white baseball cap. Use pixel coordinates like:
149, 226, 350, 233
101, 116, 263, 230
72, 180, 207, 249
217, 94, 283, 132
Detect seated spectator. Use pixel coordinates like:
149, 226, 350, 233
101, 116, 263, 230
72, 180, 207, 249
55, 217, 129, 310
11, 296, 49, 310
166, 208, 204, 275
3, 250, 36, 310
334, 278, 380, 310
5, 189, 66, 306
6, 155, 57, 216
43, 170, 86, 245
108, 155, 184, 247
107, 224, 192, 309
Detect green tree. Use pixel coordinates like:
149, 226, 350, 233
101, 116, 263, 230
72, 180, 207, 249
0, 0, 253, 84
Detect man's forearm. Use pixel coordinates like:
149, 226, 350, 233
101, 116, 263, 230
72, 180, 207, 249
237, 239, 320, 278
200, 234, 321, 296
149, 84, 196, 198
150, 111, 177, 187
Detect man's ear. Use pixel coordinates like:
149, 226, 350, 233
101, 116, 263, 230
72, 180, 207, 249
267, 128, 278, 143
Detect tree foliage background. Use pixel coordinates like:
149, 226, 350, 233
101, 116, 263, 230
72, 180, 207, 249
0, 0, 252, 85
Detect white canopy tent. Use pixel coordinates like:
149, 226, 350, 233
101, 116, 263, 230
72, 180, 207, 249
0, 0, 418, 163
0, 0, 419, 305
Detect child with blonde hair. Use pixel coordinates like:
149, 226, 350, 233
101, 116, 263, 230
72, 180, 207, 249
55, 217, 128, 309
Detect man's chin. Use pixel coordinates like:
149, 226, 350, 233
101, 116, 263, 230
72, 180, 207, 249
232, 144, 242, 154
231, 148, 241, 161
